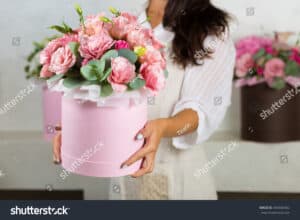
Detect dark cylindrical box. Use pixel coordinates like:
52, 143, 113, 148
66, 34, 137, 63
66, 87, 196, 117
241, 83, 300, 142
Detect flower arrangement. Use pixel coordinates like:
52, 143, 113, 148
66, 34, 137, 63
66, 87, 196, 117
40, 6, 167, 99
234, 33, 300, 89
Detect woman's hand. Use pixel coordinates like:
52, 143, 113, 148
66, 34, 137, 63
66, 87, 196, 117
121, 119, 169, 178
53, 126, 62, 164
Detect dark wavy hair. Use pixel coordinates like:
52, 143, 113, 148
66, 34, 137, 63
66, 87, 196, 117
163, 0, 231, 68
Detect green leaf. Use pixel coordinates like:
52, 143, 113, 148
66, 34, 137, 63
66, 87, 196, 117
63, 77, 84, 89
164, 69, 169, 78
62, 22, 73, 33
118, 49, 138, 64
100, 84, 113, 97
80, 65, 98, 81
270, 78, 286, 90
101, 50, 118, 62
48, 73, 64, 83
285, 60, 300, 76
100, 67, 112, 82
89, 59, 105, 78
253, 48, 266, 60
49, 24, 73, 34
100, 16, 112, 23
128, 78, 145, 90
68, 42, 80, 57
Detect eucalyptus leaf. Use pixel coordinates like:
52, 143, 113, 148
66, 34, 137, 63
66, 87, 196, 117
48, 73, 64, 83
80, 65, 98, 81
100, 67, 112, 82
118, 49, 138, 64
164, 69, 169, 78
63, 77, 84, 89
285, 60, 300, 76
270, 78, 286, 90
100, 84, 113, 97
68, 42, 80, 57
128, 78, 145, 90
101, 50, 118, 62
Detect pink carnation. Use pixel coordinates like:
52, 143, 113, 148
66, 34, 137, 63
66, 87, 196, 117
264, 58, 285, 81
289, 48, 300, 64
40, 34, 78, 77
140, 63, 166, 94
79, 31, 114, 63
108, 57, 136, 92
115, 40, 130, 50
110, 12, 139, 39
48, 46, 76, 74
126, 27, 164, 50
236, 36, 273, 59
140, 46, 166, 69
84, 13, 108, 36
235, 53, 254, 78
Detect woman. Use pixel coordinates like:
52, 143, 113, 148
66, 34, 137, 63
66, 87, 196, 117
54, 0, 236, 200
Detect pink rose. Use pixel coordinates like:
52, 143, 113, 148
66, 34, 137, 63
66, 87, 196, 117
79, 31, 114, 62
108, 57, 136, 92
140, 46, 166, 69
264, 58, 285, 81
235, 53, 254, 78
48, 45, 76, 74
126, 27, 163, 49
115, 40, 130, 50
140, 63, 166, 94
110, 12, 138, 39
40, 34, 78, 77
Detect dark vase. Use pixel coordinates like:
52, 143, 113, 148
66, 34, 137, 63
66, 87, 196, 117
241, 83, 300, 142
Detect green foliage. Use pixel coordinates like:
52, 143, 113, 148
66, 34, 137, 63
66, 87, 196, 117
128, 77, 145, 90
100, 84, 113, 97
285, 60, 300, 76
270, 78, 286, 90
63, 77, 84, 89
253, 48, 266, 60
118, 49, 138, 64
49, 22, 73, 34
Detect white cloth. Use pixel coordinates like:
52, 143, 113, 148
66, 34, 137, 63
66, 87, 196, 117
109, 11, 236, 200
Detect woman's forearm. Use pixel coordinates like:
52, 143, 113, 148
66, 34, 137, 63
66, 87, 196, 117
161, 109, 199, 138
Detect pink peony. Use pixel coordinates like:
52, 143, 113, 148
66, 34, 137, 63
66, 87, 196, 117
264, 58, 285, 81
110, 12, 139, 39
139, 46, 166, 69
108, 57, 136, 92
79, 31, 114, 62
235, 53, 254, 78
40, 34, 78, 77
115, 40, 130, 50
235, 36, 273, 59
126, 28, 164, 50
48, 46, 76, 74
140, 62, 166, 94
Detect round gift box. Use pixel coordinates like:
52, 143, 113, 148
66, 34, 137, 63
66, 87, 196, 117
42, 86, 62, 141
241, 83, 300, 142
61, 96, 147, 178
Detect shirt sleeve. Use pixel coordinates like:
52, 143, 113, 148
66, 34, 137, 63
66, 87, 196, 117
172, 33, 236, 150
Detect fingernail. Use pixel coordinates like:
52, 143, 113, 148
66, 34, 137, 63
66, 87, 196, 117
121, 164, 129, 169
53, 156, 61, 164
136, 133, 144, 140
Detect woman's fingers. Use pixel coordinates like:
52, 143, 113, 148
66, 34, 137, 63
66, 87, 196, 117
135, 122, 151, 140
53, 132, 62, 164
131, 154, 155, 178
121, 142, 154, 168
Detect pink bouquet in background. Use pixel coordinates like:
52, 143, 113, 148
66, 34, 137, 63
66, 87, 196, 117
40, 6, 167, 98
234, 33, 300, 89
